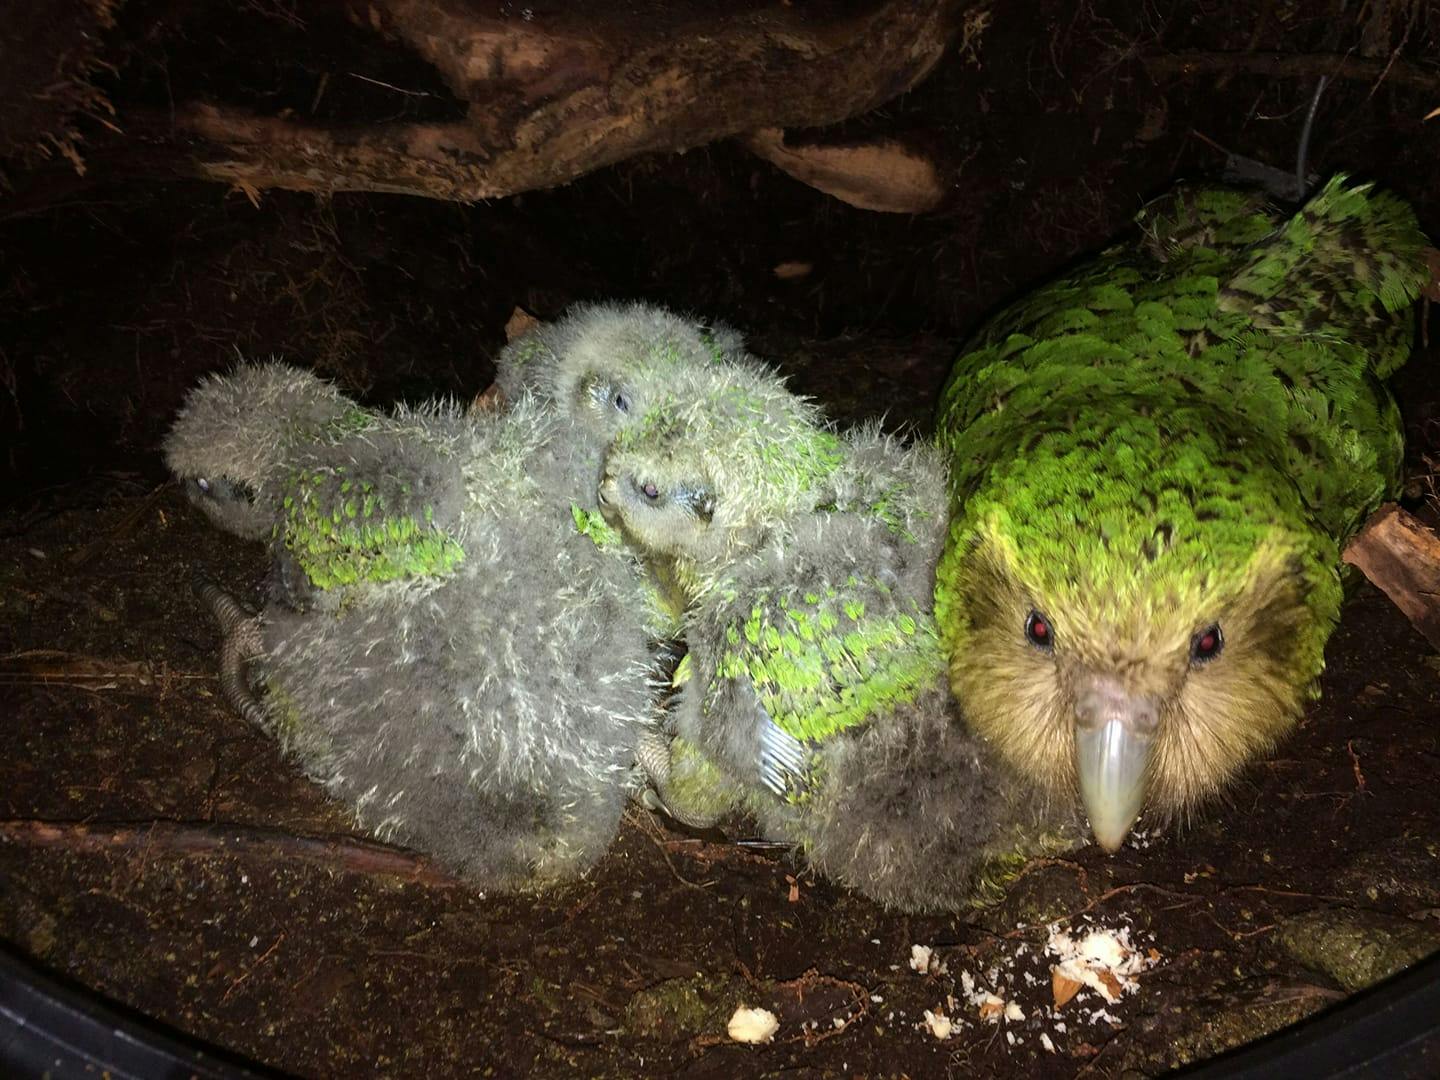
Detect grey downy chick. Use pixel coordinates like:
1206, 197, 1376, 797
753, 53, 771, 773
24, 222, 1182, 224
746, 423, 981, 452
254, 393, 671, 890
164, 362, 365, 541
600, 393, 1075, 911
171, 304, 775, 890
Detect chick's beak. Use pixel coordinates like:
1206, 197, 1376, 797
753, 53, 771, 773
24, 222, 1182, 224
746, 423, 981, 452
1073, 673, 1158, 852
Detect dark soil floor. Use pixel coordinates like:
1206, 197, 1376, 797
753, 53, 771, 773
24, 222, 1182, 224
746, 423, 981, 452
3, 1, 1440, 1076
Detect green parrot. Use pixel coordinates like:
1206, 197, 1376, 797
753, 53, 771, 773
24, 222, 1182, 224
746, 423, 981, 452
933, 176, 1430, 850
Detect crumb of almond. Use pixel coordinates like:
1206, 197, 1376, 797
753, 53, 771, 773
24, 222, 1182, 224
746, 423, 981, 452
727, 1007, 779, 1044
1046, 923, 1157, 1005
909, 944, 947, 975
923, 1009, 954, 1040
977, 993, 1006, 1022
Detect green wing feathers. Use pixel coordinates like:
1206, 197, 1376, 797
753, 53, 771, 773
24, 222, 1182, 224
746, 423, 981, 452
712, 579, 944, 745
278, 419, 469, 591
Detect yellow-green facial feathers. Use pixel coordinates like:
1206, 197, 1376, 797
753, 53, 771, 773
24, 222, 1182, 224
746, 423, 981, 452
936, 427, 1342, 816
935, 175, 1429, 835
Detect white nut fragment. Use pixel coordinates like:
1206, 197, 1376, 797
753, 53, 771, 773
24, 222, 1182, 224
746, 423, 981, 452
922, 1009, 953, 1040
1077, 930, 1128, 969
727, 1006, 780, 1044
1046, 922, 1157, 1006
909, 944, 947, 974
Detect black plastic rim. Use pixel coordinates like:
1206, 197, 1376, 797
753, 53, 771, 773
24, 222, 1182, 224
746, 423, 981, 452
2, 939, 1437, 1078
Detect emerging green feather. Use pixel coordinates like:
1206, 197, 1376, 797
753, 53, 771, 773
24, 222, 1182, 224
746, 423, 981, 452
279, 465, 465, 589
712, 580, 944, 748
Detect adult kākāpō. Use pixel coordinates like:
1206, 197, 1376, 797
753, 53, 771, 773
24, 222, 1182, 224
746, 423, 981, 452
933, 176, 1430, 851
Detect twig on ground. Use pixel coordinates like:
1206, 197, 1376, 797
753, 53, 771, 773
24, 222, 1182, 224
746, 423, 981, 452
0, 818, 467, 889
623, 808, 715, 891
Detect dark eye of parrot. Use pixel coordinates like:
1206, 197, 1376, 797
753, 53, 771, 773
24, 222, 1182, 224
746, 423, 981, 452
1190, 624, 1224, 664
612, 389, 630, 413
1024, 610, 1054, 651
640, 481, 660, 501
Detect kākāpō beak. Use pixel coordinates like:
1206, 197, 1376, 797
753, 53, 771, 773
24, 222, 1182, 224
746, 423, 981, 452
1073, 672, 1157, 851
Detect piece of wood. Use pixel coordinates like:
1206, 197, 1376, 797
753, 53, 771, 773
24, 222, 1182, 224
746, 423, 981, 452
742, 128, 946, 213
0, 818, 468, 888
1343, 503, 1440, 651
118, 0, 964, 203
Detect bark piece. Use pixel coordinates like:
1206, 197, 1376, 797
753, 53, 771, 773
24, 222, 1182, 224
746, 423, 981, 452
743, 128, 946, 213
1343, 503, 1440, 651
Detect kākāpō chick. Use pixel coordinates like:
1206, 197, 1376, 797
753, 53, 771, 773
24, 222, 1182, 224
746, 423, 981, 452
168, 303, 775, 890
934, 176, 1431, 850
164, 362, 363, 541
253, 393, 674, 889
601, 396, 1073, 911
493, 300, 748, 440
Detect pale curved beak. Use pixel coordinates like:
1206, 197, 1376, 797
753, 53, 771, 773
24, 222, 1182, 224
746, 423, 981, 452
1074, 674, 1159, 852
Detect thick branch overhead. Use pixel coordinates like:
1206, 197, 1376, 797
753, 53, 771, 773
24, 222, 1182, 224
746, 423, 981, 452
141, 0, 963, 202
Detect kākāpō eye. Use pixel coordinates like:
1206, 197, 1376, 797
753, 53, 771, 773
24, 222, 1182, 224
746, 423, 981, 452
612, 390, 630, 413
641, 481, 660, 500
1190, 624, 1223, 664
1024, 610, 1054, 651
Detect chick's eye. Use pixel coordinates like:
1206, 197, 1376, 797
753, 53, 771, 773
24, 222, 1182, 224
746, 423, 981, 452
641, 482, 660, 500
1190, 624, 1223, 664
1024, 610, 1053, 651
612, 390, 630, 413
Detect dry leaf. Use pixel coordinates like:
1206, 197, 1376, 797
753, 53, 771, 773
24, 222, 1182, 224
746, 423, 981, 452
1051, 970, 1083, 1009
977, 996, 1005, 1021
743, 128, 945, 213
468, 383, 505, 415
786, 874, 800, 903
504, 307, 540, 342
773, 261, 813, 280
1424, 105, 1440, 122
